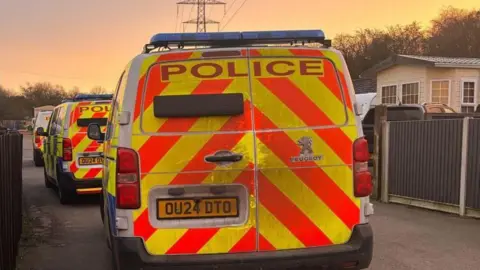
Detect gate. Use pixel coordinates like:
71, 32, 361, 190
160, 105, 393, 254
381, 118, 480, 218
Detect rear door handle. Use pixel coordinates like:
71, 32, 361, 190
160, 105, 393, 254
205, 154, 243, 163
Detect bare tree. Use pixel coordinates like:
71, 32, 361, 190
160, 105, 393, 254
0, 85, 15, 120
67, 86, 81, 98
427, 6, 480, 57
20, 82, 67, 106
334, 25, 425, 79
90, 86, 111, 94
0, 84, 13, 97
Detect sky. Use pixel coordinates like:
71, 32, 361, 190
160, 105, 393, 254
1, 0, 479, 93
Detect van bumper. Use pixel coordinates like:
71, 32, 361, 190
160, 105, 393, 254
34, 148, 44, 158
58, 170, 102, 194
112, 223, 373, 270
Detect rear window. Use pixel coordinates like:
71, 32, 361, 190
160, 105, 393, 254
34, 112, 52, 128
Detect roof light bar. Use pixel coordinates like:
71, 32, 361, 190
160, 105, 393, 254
241, 30, 325, 40
149, 32, 242, 44
70, 94, 113, 102
145, 30, 327, 52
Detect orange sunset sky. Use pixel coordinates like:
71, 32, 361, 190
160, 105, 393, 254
1, 0, 479, 92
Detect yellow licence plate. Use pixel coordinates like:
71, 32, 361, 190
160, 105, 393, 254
78, 157, 103, 165
157, 197, 239, 220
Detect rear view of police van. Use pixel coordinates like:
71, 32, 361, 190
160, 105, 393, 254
67, 100, 111, 195
33, 110, 52, 166
105, 30, 373, 270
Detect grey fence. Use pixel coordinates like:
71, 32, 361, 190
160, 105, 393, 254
466, 119, 480, 210
382, 118, 480, 218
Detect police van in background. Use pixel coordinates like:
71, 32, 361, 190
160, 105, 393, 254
36, 94, 112, 204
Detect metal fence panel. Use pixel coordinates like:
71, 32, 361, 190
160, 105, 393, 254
466, 119, 480, 209
388, 119, 463, 205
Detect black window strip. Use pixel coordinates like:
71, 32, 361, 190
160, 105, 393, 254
153, 93, 244, 118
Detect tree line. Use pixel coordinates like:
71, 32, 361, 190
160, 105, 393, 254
0, 83, 110, 120
334, 6, 480, 78
1, 6, 479, 120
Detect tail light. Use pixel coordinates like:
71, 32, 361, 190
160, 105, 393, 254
353, 137, 372, 197
116, 147, 140, 209
35, 136, 41, 144
63, 138, 73, 161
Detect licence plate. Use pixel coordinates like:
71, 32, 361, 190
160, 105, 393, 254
157, 197, 239, 220
78, 157, 103, 165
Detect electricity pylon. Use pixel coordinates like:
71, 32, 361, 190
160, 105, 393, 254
177, 0, 226, 32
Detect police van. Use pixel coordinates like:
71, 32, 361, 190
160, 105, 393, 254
88, 30, 374, 270
36, 94, 112, 204
32, 110, 53, 166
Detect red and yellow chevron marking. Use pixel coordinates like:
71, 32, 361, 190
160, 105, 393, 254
129, 48, 360, 255
67, 102, 110, 180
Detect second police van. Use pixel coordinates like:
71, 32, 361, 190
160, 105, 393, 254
32, 110, 53, 167
36, 94, 112, 204
87, 30, 374, 270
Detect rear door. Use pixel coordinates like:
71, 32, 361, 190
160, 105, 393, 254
131, 48, 361, 256
131, 51, 257, 255
249, 48, 361, 251
68, 102, 110, 180
45, 108, 60, 177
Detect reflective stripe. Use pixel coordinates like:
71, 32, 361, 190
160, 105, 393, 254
77, 187, 102, 194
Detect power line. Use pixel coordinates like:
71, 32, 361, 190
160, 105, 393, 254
188, 3, 196, 20
175, 4, 183, 33
184, 3, 196, 32
178, 4, 185, 32
175, 5, 180, 32
207, 4, 214, 18
220, 0, 248, 31
219, 0, 239, 24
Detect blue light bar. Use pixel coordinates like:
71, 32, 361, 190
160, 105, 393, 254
241, 30, 325, 40
72, 94, 113, 102
150, 32, 242, 44
147, 30, 326, 51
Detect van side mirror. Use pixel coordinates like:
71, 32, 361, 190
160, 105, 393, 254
35, 127, 48, 136
87, 123, 105, 142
